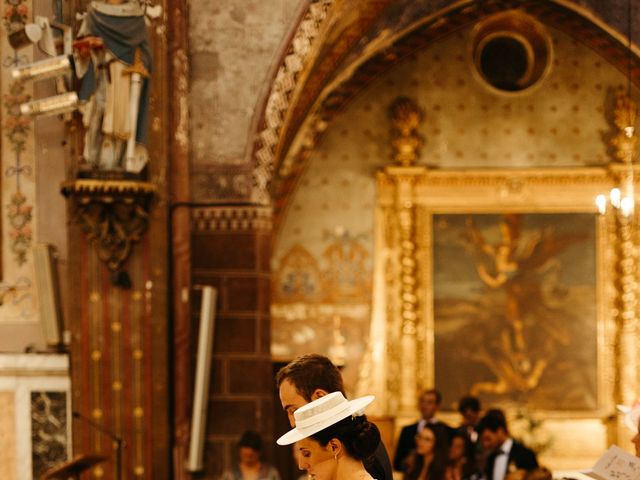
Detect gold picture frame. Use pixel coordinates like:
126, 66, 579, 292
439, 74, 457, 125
360, 165, 640, 468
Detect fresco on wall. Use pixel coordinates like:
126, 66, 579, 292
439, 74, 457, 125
433, 213, 597, 410
0, 0, 36, 322
271, 229, 372, 389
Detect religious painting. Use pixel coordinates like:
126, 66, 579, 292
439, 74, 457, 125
433, 213, 597, 410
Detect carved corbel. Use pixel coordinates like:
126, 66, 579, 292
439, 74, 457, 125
61, 179, 156, 287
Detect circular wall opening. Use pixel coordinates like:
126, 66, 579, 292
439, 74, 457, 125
471, 11, 552, 95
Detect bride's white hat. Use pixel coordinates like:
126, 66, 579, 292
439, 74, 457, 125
277, 391, 374, 445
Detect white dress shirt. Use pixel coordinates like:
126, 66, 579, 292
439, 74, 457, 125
493, 438, 514, 480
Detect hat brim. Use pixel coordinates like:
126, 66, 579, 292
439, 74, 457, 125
617, 404, 640, 432
277, 395, 374, 446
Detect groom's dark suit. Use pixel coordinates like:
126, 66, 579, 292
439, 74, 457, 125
484, 439, 538, 480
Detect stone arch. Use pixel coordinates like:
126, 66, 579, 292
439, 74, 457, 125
249, 0, 640, 228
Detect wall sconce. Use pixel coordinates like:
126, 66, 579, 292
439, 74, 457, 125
596, 187, 634, 217
7, 16, 76, 118
20, 91, 78, 117
11, 54, 72, 82
595, 184, 635, 217
595, 0, 637, 218
594, 91, 637, 216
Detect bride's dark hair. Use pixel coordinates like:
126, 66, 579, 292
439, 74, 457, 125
310, 414, 380, 461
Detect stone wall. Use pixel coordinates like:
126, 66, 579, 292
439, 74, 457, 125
188, 0, 303, 201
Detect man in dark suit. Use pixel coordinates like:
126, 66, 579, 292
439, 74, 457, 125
276, 354, 393, 480
457, 395, 482, 443
477, 409, 538, 480
393, 388, 452, 473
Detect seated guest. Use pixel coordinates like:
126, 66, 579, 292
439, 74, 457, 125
221, 430, 281, 480
404, 423, 450, 480
277, 391, 380, 480
446, 430, 481, 480
457, 396, 482, 444
477, 409, 538, 480
395, 389, 452, 473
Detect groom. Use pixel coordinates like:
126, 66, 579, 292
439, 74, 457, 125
276, 354, 393, 480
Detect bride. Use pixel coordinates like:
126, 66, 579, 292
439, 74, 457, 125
277, 391, 380, 480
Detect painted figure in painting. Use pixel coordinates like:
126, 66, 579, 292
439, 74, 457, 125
463, 214, 586, 397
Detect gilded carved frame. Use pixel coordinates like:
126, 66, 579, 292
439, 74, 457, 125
362, 165, 639, 453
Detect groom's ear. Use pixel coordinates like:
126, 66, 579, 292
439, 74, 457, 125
311, 389, 329, 400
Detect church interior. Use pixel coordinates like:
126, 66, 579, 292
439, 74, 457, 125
0, 0, 640, 478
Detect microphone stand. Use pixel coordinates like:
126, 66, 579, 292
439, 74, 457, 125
73, 410, 124, 480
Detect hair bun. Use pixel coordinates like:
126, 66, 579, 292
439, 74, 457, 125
348, 416, 380, 460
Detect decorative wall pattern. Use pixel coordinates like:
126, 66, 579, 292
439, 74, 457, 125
251, 0, 333, 204
71, 236, 160, 479
272, 230, 372, 388
272, 23, 633, 391
0, 0, 36, 322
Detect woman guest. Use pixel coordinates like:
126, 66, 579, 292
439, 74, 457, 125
446, 431, 480, 480
221, 430, 281, 480
404, 424, 449, 480
277, 391, 380, 480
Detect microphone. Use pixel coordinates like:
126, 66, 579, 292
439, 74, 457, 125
72, 410, 124, 480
